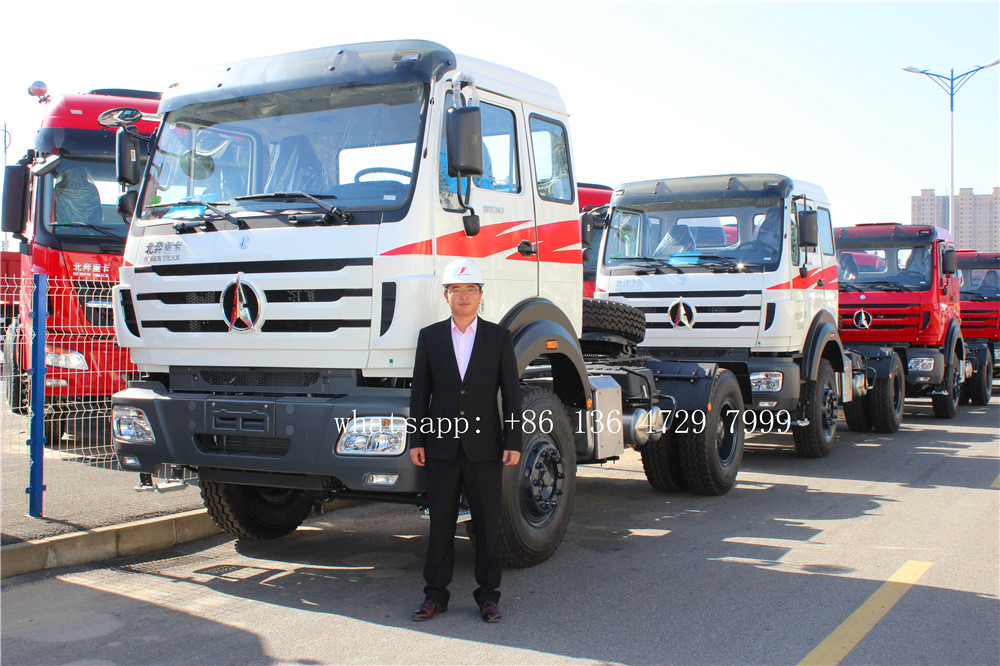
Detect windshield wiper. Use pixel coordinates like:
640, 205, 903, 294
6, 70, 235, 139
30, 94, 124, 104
839, 283, 864, 292
629, 257, 684, 274
148, 200, 247, 232
695, 254, 745, 273
236, 191, 352, 224
50, 221, 120, 238
857, 280, 913, 292
960, 290, 988, 301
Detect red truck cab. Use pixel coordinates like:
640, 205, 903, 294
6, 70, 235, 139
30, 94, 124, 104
956, 250, 998, 402
2, 89, 160, 418
836, 223, 972, 418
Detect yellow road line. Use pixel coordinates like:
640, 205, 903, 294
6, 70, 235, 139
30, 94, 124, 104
799, 561, 933, 666
991, 475, 1000, 489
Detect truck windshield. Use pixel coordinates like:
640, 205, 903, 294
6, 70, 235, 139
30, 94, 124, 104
837, 244, 934, 291
41, 157, 130, 240
602, 199, 783, 272
958, 264, 1000, 300
138, 81, 426, 223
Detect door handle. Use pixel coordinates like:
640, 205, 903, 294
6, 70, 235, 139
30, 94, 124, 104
517, 240, 537, 257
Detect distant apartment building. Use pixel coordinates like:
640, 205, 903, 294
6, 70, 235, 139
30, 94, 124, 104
910, 187, 1000, 252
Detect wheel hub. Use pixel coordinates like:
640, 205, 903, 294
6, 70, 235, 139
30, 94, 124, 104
521, 440, 565, 527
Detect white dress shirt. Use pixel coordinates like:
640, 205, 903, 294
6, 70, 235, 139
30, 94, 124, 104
450, 317, 478, 381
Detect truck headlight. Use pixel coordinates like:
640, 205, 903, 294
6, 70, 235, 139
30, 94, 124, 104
112, 406, 155, 444
908, 357, 935, 372
750, 371, 783, 392
336, 416, 407, 456
45, 346, 88, 370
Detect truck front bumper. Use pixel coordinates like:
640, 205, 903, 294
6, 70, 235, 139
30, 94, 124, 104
112, 383, 425, 494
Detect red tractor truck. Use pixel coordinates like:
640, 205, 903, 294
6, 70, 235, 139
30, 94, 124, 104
2, 88, 160, 422
956, 249, 999, 404
836, 223, 979, 420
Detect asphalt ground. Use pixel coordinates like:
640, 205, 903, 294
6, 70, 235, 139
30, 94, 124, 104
2, 389, 997, 665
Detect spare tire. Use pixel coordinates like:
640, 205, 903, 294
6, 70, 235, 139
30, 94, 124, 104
581, 298, 645, 344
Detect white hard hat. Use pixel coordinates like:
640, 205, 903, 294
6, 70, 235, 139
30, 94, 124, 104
441, 258, 484, 286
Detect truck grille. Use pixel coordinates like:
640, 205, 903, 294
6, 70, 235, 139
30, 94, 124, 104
73, 280, 115, 326
195, 434, 291, 457
200, 369, 320, 388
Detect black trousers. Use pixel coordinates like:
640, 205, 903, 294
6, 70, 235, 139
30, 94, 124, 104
423, 447, 504, 607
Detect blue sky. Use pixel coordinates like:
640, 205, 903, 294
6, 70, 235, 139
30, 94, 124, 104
1, 1, 997, 228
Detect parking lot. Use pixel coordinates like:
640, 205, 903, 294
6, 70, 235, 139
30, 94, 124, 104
2, 392, 997, 665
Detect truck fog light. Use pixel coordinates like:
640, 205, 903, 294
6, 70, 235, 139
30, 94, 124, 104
45, 378, 69, 387
45, 346, 88, 370
335, 416, 407, 456
112, 406, 156, 444
363, 473, 399, 487
750, 372, 783, 392
908, 357, 934, 372
993, 347, 1000, 362
121, 455, 141, 469
758, 401, 778, 408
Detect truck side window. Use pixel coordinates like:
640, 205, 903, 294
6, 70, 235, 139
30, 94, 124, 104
439, 98, 520, 211
529, 115, 573, 203
817, 208, 834, 256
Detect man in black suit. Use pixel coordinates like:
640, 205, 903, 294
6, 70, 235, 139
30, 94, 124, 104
409, 258, 522, 623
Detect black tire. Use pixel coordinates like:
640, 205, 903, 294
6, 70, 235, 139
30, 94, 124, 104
581, 298, 645, 344
500, 386, 576, 568
3, 322, 29, 415
640, 430, 687, 493
793, 359, 838, 458
969, 358, 993, 406
200, 481, 314, 540
931, 347, 962, 419
843, 395, 872, 432
677, 369, 744, 495
869, 353, 905, 433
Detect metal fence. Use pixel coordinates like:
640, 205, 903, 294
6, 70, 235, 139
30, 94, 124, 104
2, 274, 201, 543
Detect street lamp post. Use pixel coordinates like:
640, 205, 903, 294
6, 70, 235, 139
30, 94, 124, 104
903, 58, 1000, 236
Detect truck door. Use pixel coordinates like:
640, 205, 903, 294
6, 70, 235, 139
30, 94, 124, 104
525, 112, 581, 331
437, 92, 537, 320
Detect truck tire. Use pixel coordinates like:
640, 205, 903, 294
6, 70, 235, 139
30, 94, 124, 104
793, 359, 838, 458
581, 298, 645, 344
968, 358, 993, 406
3, 323, 29, 416
931, 348, 962, 419
640, 431, 687, 493
500, 386, 576, 568
200, 481, 314, 540
868, 353, 905, 433
678, 368, 744, 495
842, 396, 872, 432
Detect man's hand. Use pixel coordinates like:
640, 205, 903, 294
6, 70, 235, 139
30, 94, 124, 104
410, 447, 426, 466
502, 450, 520, 466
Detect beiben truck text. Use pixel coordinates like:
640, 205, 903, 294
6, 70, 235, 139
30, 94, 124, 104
103, 41, 741, 567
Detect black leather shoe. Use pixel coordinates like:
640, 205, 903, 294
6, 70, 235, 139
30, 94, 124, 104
412, 600, 447, 621
479, 601, 501, 623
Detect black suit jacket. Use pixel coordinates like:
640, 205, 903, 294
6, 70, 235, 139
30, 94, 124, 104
409, 317, 522, 462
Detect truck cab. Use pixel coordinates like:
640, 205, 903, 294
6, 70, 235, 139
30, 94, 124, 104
836, 223, 971, 418
2, 90, 160, 418
956, 249, 998, 403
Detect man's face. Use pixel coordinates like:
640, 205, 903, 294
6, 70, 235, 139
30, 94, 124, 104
444, 283, 482, 317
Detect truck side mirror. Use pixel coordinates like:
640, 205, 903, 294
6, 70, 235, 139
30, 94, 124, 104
941, 248, 957, 275
118, 191, 138, 221
1, 165, 29, 235
446, 106, 483, 177
797, 210, 818, 247
116, 128, 141, 187
581, 211, 595, 246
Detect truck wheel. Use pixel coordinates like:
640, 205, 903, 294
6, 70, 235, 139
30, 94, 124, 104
200, 481, 314, 540
500, 386, 576, 568
581, 298, 645, 344
842, 396, 872, 432
793, 359, 838, 458
3, 323, 29, 416
869, 353, 905, 433
968, 358, 993, 406
931, 348, 962, 419
678, 369, 744, 495
640, 431, 687, 493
